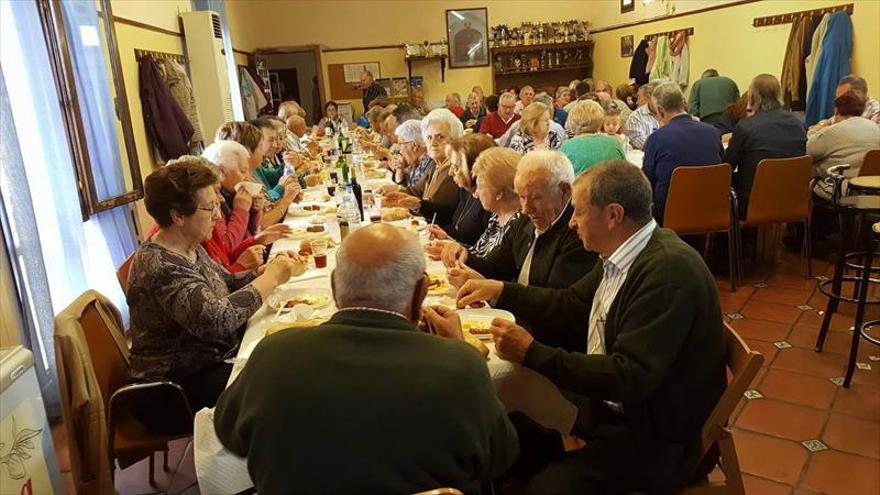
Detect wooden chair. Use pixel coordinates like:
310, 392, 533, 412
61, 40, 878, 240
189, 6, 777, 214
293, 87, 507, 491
412, 489, 465, 495
738, 156, 813, 278
663, 164, 739, 291
55, 290, 193, 490
858, 149, 880, 177
116, 252, 135, 296
680, 322, 764, 495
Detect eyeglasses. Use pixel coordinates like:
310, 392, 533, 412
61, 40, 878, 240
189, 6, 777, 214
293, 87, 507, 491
196, 203, 221, 214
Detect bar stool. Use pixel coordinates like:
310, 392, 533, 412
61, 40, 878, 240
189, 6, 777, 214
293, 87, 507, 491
847, 175, 880, 196
815, 196, 880, 387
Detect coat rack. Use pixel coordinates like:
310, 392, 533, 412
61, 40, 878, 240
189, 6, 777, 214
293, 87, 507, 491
644, 27, 693, 41
134, 48, 186, 64
753, 3, 853, 27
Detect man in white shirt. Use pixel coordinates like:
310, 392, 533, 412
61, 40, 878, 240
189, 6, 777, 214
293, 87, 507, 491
624, 81, 662, 150
456, 160, 726, 494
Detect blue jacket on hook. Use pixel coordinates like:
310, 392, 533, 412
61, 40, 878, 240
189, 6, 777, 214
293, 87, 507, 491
805, 11, 852, 126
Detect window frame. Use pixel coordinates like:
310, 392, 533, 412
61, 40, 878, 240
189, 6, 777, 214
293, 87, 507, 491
36, 0, 143, 218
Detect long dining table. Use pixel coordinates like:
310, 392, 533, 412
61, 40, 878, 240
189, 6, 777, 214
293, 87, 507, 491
192, 169, 578, 494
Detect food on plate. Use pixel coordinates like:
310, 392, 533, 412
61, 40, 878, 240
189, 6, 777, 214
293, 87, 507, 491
411, 219, 421, 227
462, 320, 492, 335
306, 225, 325, 233
304, 174, 323, 187
463, 334, 490, 358
282, 293, 330, 308
381, 207, 411, 222
285, 228, 308, 239
299, 237, 336, 256
365, 169, 386, 179
302, 204, 322, 212
426, 273, 453, 294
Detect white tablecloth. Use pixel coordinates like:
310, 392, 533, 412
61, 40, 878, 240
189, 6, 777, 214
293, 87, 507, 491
193, 182, 577, 494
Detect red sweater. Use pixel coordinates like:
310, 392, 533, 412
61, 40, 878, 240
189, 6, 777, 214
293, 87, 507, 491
144, 216, 257, 273
478, 112, 521, 138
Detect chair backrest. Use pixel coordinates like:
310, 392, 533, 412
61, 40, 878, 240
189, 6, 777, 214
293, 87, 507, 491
684, 323, 763, 494
412, 489, 465, 495
744, 155, 813, 226
117, 252, 135, 296
858, 149, 880, 177
663, 164, 732, 234
54, 290, 123, 495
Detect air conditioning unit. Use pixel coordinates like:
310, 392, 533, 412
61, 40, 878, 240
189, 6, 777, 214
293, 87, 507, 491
180, 11, 233, 140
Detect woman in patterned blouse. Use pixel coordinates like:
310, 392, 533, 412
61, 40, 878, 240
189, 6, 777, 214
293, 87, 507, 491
508, 102, 563, 154
437, 147, 522, 273
128, 156, 304, 409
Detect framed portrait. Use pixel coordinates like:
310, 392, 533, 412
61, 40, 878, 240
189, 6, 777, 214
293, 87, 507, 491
621, 0, 635, 14
621, 35, 634, 57
446, 8, 489, 68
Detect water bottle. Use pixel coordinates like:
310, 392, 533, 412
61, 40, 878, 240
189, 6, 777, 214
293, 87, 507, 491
337, 186, 361, 240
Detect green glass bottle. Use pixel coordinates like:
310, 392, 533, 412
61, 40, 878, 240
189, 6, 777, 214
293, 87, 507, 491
338, 154, 350, 185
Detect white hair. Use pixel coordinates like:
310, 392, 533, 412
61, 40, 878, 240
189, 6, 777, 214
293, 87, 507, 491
420, 108, 464, 142
202, 140, 248, 172
517, 150, 575, 192
334, 230, 426, 312
498, 92, 517, 104
394, 119, 425, 146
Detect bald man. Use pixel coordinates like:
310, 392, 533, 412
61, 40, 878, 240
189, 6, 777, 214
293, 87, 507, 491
214, 224, 518, 494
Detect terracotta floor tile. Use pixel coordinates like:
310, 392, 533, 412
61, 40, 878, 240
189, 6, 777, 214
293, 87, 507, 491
788, 325, 851, 355
742, 300, 804, 325
742, 474, 793, 495
768, 273, 820, 291
735, 399, 827, 441
801, 450, 880, 495
796, 310, 856, 333
731, 318, 793, 343
833, 383, 880, 420
732, 428, 810, 485
792, 488, 826, 495
753, 287, 814, 306
744, 338, 779, 368
821, 413, 880, 459
758, 368, 838, 410
771, 347, 850, 379
850, 359, 880, 390
720, 291, 753, 313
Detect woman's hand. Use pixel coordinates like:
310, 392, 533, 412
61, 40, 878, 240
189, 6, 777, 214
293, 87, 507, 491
236, 245, 266, 269
428, 225, 450, 240
447, 262, 484, 289
252, 194, 266, 211
425, 240, 454, 261
254, 224, 292, 245
232, 190, 253, 212
440, 243, 469, 268
283, 182, 303, 202
263, 255, 304, 285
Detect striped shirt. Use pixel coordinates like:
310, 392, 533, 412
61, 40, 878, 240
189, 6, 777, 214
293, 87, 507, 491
587, 219, 657, 356
624, 104, 660, 150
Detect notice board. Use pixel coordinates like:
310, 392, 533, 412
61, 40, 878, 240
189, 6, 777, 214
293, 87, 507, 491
328, 62, 380, 100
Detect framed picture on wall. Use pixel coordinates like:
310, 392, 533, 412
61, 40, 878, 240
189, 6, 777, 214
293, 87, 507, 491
446, 8, 489, 68
621, 35, 634, 57
621, 0, 635, 14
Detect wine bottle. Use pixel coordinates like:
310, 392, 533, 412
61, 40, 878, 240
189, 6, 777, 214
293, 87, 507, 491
350, 177, 364, 221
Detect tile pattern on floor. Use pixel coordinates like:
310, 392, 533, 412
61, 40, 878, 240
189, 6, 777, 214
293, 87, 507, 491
49, 252, 879, 494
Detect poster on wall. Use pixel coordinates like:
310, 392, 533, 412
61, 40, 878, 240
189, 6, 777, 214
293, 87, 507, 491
446, 8, 489, 68
343, 62, 380, 83
621, 35, 634, 57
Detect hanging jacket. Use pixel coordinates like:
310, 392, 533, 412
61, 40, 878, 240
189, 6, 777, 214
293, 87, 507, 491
629, 39, 650, 85
160, 58, 203, 144
644, 38, 657, 76
650, 35, 673, 81
780, 17, 810, 107
138, 54, 194, 161
804, 14, 831, 98
671, 39, 689, 86
246, 66, 272, 115
795, 15, 822, 111
806, 11, 853, 126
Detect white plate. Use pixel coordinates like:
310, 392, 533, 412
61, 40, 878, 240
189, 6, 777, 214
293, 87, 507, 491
291, 204, 326, 217
391, 217, 427, 231
268, 287, 332, 312
457, 308, 516, 341
425, 271, 454, 295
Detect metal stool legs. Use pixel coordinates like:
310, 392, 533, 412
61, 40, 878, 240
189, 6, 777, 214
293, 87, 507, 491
844, 228, 876, 387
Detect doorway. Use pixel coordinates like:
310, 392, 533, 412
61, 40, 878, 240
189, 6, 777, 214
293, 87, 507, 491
261, 48, 324, 125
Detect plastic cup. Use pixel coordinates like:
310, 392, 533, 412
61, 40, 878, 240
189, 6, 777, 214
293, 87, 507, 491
312, 239, 329, 268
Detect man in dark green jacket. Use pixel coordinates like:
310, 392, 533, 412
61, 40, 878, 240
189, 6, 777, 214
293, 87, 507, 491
688, 69, 740, 126
215, 224, 518, 494
457, 161, 726, 494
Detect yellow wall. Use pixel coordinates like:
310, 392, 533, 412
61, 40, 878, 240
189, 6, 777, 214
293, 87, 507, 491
110, 0, 191, 235
225, 0, 594, 114
589, 0, 879, 96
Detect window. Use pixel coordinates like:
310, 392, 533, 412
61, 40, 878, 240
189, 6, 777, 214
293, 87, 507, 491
37, 0, 142, 216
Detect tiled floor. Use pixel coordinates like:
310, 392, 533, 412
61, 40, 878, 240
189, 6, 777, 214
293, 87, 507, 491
49, 252, 879, 494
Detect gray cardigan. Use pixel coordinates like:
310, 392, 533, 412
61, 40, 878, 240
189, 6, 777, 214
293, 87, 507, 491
808, 116, 880, 178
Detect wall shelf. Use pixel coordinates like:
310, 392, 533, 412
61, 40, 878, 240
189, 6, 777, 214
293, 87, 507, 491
495, 63, 592, 77
490, 40, 592, 55
404, 55, 447, 82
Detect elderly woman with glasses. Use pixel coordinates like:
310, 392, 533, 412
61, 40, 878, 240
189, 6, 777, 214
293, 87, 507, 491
382, 109, 464, 217
128, 156, 305, 410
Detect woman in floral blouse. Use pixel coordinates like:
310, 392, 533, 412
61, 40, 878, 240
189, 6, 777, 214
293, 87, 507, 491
128, 156, 304, 409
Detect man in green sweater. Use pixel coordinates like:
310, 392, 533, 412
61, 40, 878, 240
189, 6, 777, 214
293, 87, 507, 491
689, 69, 740, 126
214, 224, 519, 494
456, 161, 727, 493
